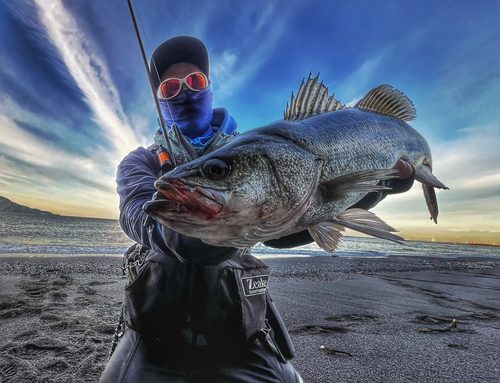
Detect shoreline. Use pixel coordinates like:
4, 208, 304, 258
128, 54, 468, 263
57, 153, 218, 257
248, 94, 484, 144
0, 255, 499, 382
0, 253, 124, 259
1, 251, 499, 260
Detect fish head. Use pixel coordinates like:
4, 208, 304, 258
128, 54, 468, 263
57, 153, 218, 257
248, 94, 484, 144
144, 133, 323, 247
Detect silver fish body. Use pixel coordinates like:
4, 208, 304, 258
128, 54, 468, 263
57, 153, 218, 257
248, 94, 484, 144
144, 81, 447, 251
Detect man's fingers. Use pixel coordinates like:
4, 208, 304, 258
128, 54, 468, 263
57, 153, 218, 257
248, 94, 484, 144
383, 160, 415, 194
157, 200, 182, 211
143, 197, 182, 214
393, 159, 414, 179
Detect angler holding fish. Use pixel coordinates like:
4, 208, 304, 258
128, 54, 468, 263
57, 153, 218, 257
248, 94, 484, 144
100, 5, 447, 381
99, 34, 305, 383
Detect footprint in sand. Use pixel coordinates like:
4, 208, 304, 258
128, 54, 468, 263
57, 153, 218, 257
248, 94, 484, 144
289, 325, 349, 334
0, 363, 18, 381
13, 329, 39, 340
325, 313, 378, 322
87, 280, 118, 286
41, 359, 69, 374
0, 298, 28, 319
50, 291, 68, 302
6, 341, 67, 361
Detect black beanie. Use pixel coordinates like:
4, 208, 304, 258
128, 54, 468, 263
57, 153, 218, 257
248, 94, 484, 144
150, 36, 209, 91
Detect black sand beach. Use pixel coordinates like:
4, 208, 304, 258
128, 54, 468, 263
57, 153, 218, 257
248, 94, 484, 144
0, 255, 499, 382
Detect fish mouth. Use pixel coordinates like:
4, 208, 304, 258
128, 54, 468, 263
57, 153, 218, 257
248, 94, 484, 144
146, 179, 226, 221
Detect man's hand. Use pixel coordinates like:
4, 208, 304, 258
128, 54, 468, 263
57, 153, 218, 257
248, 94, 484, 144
143, 191, 182, 214
142, 191, 183, 233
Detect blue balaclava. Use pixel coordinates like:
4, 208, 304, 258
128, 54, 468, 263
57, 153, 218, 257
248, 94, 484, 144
158, 85, 214, 147
151, 36, 215, 149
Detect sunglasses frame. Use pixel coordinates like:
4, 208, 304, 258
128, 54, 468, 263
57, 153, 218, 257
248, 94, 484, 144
157, 72, 209, 100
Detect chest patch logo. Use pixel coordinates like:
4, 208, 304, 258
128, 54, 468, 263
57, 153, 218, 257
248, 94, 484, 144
241, 275, 269, 297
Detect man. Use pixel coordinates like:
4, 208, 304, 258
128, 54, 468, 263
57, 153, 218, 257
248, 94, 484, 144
99, 36, 303, 383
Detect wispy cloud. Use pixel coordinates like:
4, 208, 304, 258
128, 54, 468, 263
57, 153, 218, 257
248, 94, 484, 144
255, 3, 274, 33
433, 124, 500, 190
341, 52, 388, 105
33, 0, 142, 158
0, 0, 154, 218
210, 4, 288, 99
0, 105, 118, 217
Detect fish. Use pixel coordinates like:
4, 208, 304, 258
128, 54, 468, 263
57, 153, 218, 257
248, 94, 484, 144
144, 74, 449, 252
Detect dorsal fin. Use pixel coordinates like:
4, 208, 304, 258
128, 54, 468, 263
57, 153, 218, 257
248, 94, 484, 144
354, 85, 417, 122
284, 73, 347, 121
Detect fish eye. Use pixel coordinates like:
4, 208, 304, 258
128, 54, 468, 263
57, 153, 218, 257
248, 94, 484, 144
201, 159, 230, 181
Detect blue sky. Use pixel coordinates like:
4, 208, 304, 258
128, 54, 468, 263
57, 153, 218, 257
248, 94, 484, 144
0, 0, 499, 243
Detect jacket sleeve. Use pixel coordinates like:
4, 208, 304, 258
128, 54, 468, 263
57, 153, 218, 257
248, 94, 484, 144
117, 147, 238, 265
263, 230, 314, 248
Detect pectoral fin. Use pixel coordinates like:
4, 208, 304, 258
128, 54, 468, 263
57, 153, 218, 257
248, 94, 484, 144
319, 168, 399, 203
308, 222, 345, 253
415, 165, 449, 189
335, 208, 405, 244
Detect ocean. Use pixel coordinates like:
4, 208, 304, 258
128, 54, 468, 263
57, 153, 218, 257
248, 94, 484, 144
0, 212, 499, 259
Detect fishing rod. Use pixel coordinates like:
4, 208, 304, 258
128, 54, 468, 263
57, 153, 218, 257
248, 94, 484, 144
126, 0, 177, 168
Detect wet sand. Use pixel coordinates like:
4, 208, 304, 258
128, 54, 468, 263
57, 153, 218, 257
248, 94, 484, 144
0, 255, 499, 382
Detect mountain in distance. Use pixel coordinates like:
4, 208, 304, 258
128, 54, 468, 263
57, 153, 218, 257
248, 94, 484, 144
0, 196, 59, 216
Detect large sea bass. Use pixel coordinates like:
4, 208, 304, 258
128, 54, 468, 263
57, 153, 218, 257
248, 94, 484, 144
144, 75, 448, 252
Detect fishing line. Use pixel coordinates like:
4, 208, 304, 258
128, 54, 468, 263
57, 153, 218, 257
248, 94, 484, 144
127, 0, 177, 166
131, 1, 176, 126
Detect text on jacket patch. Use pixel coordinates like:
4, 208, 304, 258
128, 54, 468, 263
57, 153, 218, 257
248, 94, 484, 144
241, 275, 269, 297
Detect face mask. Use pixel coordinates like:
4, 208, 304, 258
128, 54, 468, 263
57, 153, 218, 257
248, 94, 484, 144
158, 86, 213, 141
